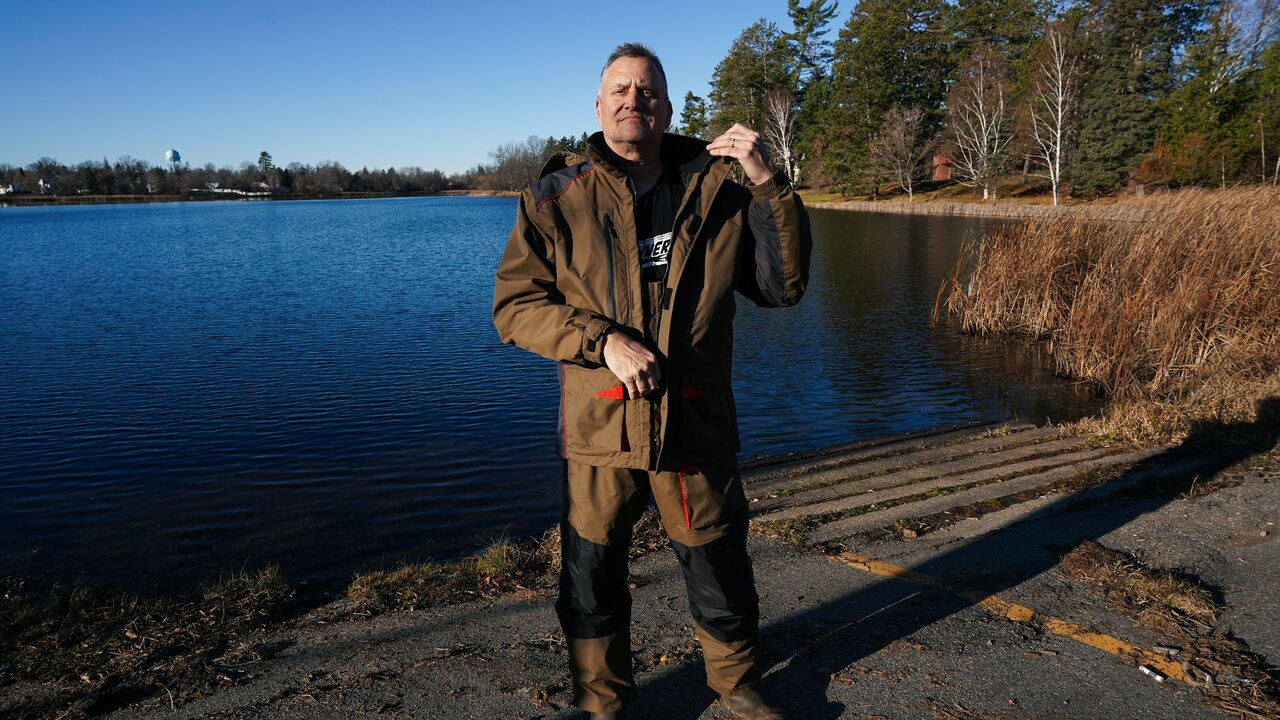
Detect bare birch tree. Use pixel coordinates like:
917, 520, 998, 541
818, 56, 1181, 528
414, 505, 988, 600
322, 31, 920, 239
1211, 0, 1280, 92
1024, 25, 1081, 206
762, 87, 801, 184
866, 105, 935, 201
1222, 0, 1280, 181
947, 45, 1012, 200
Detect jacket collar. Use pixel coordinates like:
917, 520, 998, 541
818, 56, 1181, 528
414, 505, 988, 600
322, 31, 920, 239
583, 131, 718, 180
536, 132, 729, 188
536, 149, 586, 179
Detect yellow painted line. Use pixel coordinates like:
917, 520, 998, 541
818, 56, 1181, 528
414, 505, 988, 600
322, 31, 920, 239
833, 551, 1187, 683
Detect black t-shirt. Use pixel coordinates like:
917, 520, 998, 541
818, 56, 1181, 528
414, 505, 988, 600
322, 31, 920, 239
634, 166, 685, 283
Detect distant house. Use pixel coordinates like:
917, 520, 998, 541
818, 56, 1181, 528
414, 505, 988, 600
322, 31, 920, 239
38, 178, 53, 193
0, 183, 15, 195
196, 181, 269, 198
932, 153, 954, 182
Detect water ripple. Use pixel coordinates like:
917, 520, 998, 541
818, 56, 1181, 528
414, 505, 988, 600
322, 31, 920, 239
0, 198, 1099, 593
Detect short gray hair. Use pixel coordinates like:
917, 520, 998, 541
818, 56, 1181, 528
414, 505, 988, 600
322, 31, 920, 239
600, 42, 668, 98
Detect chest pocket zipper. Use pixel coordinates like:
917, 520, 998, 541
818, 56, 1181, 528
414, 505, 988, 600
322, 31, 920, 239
601, 214, 619, 322
600, 213, 629, 453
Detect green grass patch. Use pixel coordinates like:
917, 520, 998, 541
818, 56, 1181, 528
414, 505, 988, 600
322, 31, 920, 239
345, 510, 672, 616
795, 188, 848, 203
347, 527, 562, 614
750, 516, 819, 546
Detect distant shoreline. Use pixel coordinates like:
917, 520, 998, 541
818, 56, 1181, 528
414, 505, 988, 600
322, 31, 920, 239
0, 189, 517, 208
4, 186, 1179, 223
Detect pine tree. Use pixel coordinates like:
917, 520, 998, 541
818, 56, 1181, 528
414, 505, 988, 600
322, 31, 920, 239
100, 156, 117, 194
1073, 0, 1210, 194
706, 6, 841, 184
785, 0, 841, 102
786, 0, 841, 186
1153, 0, 1280, 185
708, 19, 792, 133
679, 92, 711, 139
952, 0, 1052, 67
819, 0, 953, 193
1256, 36, 1280, 182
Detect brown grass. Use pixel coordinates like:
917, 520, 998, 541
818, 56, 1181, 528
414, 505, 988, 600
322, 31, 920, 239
1058, 541, 1280, 719
346, 509, 673, 615
937, 187, 1280, 442
347, 529, 561, 613
1059, 541, 1218, 629
0, 567, 294, 718
750, 516, 819, 546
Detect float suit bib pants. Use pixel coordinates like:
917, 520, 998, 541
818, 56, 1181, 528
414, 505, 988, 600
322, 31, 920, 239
557, 461, 760, 712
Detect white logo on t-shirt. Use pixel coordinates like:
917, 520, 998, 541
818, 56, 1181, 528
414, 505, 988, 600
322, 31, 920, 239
639, 231, 672, 271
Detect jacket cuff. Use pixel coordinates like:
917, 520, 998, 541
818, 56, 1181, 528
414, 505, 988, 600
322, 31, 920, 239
582, 316, 614, 365
748, 170, 790, 201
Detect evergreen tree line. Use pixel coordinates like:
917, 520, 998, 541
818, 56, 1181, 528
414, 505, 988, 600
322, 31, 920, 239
673, 0, 1280, 199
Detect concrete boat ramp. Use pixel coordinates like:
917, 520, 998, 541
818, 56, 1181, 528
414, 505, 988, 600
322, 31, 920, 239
743, 421, 1165, 546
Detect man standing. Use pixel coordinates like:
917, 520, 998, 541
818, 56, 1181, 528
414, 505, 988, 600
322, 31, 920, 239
493, 43, 810, 719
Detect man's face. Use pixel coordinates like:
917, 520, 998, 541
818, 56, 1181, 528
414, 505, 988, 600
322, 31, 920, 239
595, 56, 673, 147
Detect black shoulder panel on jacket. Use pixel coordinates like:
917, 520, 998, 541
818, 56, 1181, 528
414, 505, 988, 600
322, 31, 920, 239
532, 160, 594, 211
661, 133, 713, 177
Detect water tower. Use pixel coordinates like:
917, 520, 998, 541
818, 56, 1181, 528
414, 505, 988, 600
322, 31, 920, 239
165, 148, 181, 170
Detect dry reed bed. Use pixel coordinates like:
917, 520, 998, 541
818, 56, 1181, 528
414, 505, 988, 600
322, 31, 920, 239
937, 187, 1280, 442
810, 199, 1155, 221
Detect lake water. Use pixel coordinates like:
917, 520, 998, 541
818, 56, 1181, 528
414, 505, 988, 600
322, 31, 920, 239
0, 197, 1100, 593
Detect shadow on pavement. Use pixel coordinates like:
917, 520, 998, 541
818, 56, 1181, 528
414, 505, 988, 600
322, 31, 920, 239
629, 397, 1280, 719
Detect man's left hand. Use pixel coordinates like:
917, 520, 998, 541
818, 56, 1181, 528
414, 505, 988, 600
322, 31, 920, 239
706, 123, 775, 186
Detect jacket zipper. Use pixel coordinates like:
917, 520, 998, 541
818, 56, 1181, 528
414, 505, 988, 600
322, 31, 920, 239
601, 214, 619, 321
628, 177, 667, 467
651, 159, 721, 468
624, 177, 662, 465
661, 159, 718, 334
602, 212, 631, 454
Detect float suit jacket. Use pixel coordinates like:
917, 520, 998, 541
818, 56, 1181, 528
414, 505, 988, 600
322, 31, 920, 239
492, 131, 811, 471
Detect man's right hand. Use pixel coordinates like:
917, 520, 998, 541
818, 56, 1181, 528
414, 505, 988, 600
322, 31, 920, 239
601, 329, 663, 399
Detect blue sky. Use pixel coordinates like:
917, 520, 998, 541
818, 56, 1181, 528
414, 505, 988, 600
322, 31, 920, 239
3, 1, 847, 174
